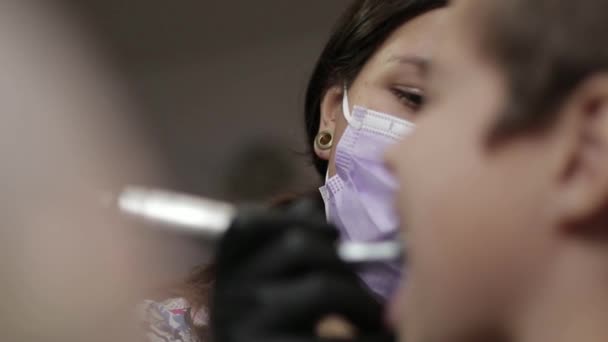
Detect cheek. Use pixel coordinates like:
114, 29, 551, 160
402, 143, 551, 332
394, 113, 512, 326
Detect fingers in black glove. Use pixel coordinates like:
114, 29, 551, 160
251, 273, 385, 332
211, 206, 394, 342
214, 208, 337, 276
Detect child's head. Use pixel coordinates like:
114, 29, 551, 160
388, 0, 608, 341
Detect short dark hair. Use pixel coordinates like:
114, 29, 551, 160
479, 0, 608, 140
304, 0, 448, 177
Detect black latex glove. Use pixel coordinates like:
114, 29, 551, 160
211, 200, 395, 342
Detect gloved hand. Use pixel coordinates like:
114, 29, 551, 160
210, 200, 395, 342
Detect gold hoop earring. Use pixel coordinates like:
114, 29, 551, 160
315, 131, 333, 151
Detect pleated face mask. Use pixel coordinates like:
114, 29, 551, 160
319, 88, 415, 299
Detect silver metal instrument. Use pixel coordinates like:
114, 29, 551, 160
118, 186, 402, 264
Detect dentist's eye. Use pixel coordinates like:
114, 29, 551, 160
392, 87, 425, 111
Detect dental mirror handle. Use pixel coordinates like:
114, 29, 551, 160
117, 186, 402, 264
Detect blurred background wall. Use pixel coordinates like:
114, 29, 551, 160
65, 0, 351, 202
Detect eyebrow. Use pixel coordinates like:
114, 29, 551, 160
385, 55, 430, 75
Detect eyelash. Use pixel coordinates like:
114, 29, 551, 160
392, 88, 425, 110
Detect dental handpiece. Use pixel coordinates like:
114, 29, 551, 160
117, 186, 402, 264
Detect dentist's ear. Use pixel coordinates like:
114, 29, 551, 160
314, 85, 344, 160
556, 74, 608, 230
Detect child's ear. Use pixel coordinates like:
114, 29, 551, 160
556, 74, 608, 228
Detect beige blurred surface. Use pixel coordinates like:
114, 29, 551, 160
0, 2, 184, 341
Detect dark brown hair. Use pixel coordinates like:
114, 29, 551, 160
184, 0, 448, 339
478, 0, 608, 140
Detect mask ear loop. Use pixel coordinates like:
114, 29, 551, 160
320, 85, 351, 222
321, 84, 359, 221
323, 169, 331, 220
342, 85, 353, 123
342, 85, 362, 129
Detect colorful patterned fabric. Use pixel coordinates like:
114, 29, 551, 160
140, 297, 208, 342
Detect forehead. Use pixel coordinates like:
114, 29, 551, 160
449, 0, 492, 48
431, 0, 493, 75
370, 8, 450, 65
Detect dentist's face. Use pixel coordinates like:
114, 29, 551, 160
315, 9, 449, 177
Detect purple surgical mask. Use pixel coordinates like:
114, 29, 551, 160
319, 88, 414, 299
